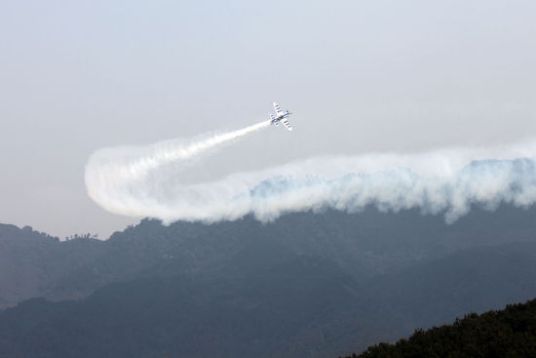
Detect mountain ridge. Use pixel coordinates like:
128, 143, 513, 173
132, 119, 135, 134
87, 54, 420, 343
2, 206, 536, 356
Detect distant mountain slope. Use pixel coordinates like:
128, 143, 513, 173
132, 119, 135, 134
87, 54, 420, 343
3, 205, 536, 310
348, 298, 536, 358
0, 224, 57, 308
0, 224, 104, 309
2, 240, 536, 357
332, 241, 536, 355
2, 206, 536, 356
0, 256, 357, 358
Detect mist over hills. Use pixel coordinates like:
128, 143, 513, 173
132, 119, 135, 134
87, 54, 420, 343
2, 206, 536, 356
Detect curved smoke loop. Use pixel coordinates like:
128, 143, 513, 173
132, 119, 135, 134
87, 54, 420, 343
85, 121, 536, 224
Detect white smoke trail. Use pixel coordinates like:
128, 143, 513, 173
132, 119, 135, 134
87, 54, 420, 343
85, 120, 270, 217
85, 122, 536, 224
123, 120, 270, 178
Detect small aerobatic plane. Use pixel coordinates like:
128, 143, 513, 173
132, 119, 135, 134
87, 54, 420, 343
269, 102, 293, 131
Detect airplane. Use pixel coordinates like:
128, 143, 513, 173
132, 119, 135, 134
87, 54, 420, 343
269, 102, 293, 131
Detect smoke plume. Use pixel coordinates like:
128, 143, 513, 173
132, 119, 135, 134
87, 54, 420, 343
85, 122, 536, 224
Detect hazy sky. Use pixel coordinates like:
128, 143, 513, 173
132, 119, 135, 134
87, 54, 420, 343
1, 0, 536, 239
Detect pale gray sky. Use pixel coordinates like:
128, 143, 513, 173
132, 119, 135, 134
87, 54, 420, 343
1, 0, 536, 238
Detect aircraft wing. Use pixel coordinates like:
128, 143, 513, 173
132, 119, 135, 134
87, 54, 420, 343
282, 118, 293, 131
273, 102, 283, 115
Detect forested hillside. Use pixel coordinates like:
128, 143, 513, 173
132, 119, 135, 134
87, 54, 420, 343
348, 299, 536, 357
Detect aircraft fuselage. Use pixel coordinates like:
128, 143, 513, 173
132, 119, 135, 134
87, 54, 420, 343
271, 112, 290, 126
